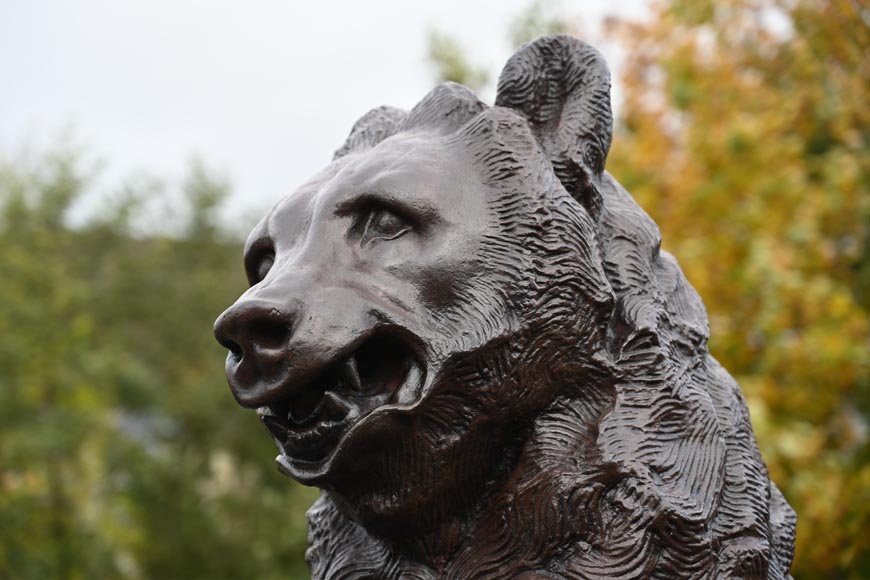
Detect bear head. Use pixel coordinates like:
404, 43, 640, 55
214, 35, 796, 579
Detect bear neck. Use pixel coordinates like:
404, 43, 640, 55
320, 394, 613, 578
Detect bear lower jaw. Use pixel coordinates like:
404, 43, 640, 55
265, 364, 426, 485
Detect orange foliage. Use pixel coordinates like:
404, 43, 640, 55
606, 0, 869, 577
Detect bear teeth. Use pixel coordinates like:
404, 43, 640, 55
337, 357, 363, 392
260, 333, 421, 452
288, 386, 327, 425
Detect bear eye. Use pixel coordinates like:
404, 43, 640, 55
255, 253, 275, 282
245, 250, 275, 286
360, 208, 410, 246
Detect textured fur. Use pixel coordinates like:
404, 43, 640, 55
278, 36, 795, 579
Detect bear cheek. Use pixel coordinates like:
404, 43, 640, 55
414, 265, 463, 309
396, 255, 483, 314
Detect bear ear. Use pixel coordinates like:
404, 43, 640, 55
333, 106, 407, 160
495, 35, 612, 212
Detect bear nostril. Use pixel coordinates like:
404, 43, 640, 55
215, 329, 243, 359
224, 339, 243, 359
249, 319, 289, 351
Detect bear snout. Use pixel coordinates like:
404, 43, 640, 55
214, 298, 295, 405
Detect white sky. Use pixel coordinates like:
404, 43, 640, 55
0, 0, 648, 224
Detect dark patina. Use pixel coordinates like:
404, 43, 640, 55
214, 35, 796, 579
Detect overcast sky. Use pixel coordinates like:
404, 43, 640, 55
1, 0, 647, 223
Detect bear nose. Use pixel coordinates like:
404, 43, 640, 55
214, 299, 294, 402
214, 299, 292, 356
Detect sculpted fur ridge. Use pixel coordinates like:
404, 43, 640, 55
215, 35, 796, 580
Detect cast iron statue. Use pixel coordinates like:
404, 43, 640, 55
214, 36, 796, 579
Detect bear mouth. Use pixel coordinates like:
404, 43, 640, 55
257, 333, 424, 466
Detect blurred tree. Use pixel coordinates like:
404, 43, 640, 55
605, 1, 869, 577
429, 0, 869, 576
427, 0, 572, 92
0, 150, 317, 579
1, 0, 865, 576
427, 30, 490, 91
507, 0, 574, 47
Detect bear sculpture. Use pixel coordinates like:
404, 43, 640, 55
214, 35, 796, 579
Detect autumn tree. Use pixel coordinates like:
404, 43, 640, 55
429, 0, 869, 576
605, 1, 868, 576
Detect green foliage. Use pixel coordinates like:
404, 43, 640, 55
0, 150, 317, 579
426, 30, 489, 91
426, 0, 571, 95
507, 0, 572, 47
3, 1, 865, 576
